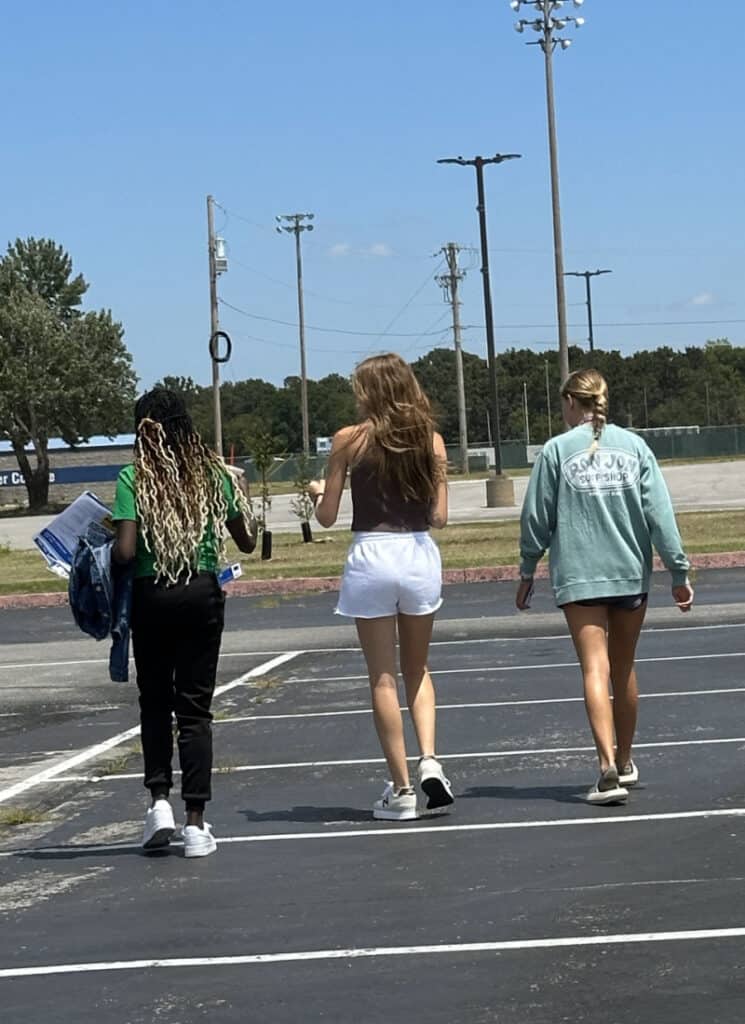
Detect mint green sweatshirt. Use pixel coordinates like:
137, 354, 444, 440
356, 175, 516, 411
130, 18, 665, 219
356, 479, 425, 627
519, 422, 690, 605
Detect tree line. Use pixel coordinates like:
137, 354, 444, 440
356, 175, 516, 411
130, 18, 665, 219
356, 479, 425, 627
1, 234, 742, 510
167, 338, 744, 455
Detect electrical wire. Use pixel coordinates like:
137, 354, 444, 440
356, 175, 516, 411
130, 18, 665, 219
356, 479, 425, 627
218, 296, 451, 338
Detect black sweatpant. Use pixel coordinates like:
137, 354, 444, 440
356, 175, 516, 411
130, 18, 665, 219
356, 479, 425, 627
131, 572, 225, 806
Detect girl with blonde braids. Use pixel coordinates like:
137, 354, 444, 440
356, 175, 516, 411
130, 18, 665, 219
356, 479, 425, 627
517, 369, 693, 805
112, 388, 257, 856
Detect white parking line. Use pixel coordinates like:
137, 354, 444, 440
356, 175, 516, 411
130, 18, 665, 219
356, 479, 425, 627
3, 923, 745, 977
60, 734, 745, 782
0, 652, 301, 805
1, 807, 741, 859
215, 687, 745, 724
284, 652, 745, 685
0, 621, 740, 673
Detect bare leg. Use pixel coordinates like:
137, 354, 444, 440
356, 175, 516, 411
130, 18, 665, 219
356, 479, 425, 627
563, 604, 614, 771
355, 616, 409, 790
397, 612, 437, 758
607, 603, 647, 767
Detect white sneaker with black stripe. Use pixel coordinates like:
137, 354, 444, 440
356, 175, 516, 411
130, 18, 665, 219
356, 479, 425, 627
373, 783, 418, 821
417, 756, 455, 814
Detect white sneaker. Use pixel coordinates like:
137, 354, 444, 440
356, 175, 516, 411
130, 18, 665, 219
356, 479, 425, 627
417, 756, 455, 814
142, 799, 176, 850
373, 783, 418, 821
586, 766, 629, 806
183, 822, 217, 858
618, 760, 639, 787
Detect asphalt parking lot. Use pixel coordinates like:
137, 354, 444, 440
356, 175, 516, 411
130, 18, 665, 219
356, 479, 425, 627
1, 575, 744, 1022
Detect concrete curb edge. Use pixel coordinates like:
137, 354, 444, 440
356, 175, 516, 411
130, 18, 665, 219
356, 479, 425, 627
1, 551, 744, 611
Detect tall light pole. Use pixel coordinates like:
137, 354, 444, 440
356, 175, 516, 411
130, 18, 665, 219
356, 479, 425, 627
277, 212, 314, 458
565, 268, 612, 352
436, 242, 469, 474
437, 153, 521, 507
207, 194, 229, 456
509, 0, 588, 383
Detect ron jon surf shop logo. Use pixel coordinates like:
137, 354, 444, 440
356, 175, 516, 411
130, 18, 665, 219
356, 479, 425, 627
561, 449, 641, 493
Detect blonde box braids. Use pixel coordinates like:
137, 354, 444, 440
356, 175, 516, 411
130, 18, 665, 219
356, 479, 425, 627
133, 405, 254, 584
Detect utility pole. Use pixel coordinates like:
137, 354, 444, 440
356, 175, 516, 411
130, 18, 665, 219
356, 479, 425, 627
277, 213, 314, 458
545, 360, 553, 437
207, 194, 223, 456
523, 381, 531, 446
643, 385, 649, 428
437, 153, 521, 507
705, 382, 711, 426
510, 0, 590, 382
436, 243, 469, 474
565, 268, 612, 352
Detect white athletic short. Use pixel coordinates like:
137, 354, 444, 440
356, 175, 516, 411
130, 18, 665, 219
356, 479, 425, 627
335, 531, 443, 619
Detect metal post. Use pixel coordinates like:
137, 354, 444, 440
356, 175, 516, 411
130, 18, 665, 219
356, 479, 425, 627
437, 243, 469, 474
277, 213, 314, 459
474, 158, 504, 480
585, 272, 595, 352
543, 37, 569, 383
437, 153, 519, 505
207, 194, 223, 457
523, 381, 530, 446
294, 228, 310, 458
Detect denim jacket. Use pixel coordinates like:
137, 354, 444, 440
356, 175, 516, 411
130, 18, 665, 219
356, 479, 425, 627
68, 522, 133, 682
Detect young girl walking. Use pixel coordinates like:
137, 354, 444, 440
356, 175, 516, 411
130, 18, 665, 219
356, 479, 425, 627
308, 353, 453, 821
113, 388, 257, 855
517, 369, 693, 804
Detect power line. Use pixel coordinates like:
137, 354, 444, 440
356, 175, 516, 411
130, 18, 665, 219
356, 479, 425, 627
218, 296, 451, 338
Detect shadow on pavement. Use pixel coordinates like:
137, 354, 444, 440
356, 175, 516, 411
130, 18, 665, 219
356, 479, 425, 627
239, 805, 372, 824
460, 784, 587, 805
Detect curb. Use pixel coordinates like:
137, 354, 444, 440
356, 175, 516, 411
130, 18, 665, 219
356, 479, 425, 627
1, 551, 744, 612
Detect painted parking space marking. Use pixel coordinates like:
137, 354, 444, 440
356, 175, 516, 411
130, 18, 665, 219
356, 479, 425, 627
283, 651, 745, 686
3, 924, 745, 978
53, 734, 745, 782
1, 620, 741, 673
1, 806, 742, 860
0, 651, 301, 805
215, 687, 745, 724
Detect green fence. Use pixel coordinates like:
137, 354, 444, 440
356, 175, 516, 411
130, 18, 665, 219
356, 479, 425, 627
633, 426, 745, 461
237, 427, 745, 483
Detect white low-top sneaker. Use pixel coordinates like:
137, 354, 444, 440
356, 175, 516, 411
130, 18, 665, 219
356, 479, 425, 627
142, 799, 176, 850
183, 822, 217, 858
586, 766, 629, 806
417, 756, 455, 813
618, 760, 640, 787
373, 783, 418, 821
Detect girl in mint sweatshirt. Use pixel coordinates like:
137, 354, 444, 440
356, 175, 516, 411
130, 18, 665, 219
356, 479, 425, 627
516, 369, 693, 805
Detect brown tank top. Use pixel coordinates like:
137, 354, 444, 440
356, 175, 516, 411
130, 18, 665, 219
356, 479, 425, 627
350, 460, 431, 533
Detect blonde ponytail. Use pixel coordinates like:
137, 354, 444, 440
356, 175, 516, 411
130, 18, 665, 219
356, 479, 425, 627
561, 369, 609, 456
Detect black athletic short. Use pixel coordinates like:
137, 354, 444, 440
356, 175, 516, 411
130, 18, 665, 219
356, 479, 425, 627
571, 594, 648, 610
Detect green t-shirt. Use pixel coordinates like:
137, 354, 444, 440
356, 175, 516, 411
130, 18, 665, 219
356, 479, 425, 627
112, 463, 240, 578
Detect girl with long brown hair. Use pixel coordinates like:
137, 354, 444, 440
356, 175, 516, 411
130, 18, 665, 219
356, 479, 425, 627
112, 388, 257, 855
308, 353, 453, 821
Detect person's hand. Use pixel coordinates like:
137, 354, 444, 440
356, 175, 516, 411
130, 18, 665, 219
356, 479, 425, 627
672, 583, 694, 613
516, 578, 534, 611
308, 480, 325, 501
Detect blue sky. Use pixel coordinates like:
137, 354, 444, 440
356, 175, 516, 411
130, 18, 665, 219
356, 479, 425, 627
2, 1, 743, 389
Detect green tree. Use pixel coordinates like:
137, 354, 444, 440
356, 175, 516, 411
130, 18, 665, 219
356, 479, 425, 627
0, 239, 137, 510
